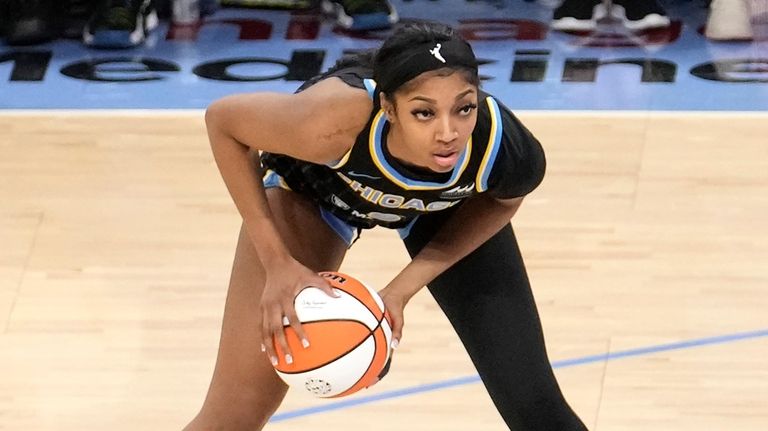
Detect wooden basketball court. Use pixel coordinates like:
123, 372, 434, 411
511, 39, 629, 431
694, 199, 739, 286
1, 112, 766, 430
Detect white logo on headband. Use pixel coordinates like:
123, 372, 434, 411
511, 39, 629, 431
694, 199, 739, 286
429, 43, 446, 63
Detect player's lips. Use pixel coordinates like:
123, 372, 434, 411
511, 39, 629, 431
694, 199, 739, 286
432, 150, 459, 168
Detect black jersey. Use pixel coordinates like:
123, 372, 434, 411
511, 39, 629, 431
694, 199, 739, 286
261, 66, 545, 230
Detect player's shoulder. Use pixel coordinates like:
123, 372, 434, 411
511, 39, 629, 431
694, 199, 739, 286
472, 91, 510, 137
295, 76, 371, 108
293, 77, 373, 138
475, 90, 514, 119
474, 90, 530, 135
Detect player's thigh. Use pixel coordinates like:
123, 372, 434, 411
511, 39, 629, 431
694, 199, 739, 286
265, 187, 349, 270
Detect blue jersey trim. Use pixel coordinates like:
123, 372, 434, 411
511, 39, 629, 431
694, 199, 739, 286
476, 97, 503, 192
363, 79, 377, 99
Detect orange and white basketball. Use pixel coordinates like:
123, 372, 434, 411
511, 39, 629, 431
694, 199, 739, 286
273, 271, 393, 398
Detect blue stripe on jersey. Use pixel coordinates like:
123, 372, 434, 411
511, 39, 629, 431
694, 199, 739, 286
369, 111, 472, 190
397, 216, 420, 240
476, 97, 503, 192
363, 79, 377, 99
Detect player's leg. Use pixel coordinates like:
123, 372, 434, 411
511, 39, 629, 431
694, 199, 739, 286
401, 211, 588, 430
184, 188, 349, 431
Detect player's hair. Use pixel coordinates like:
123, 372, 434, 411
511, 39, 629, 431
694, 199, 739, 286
321, 22, 479, 96
373, 22, 479, 95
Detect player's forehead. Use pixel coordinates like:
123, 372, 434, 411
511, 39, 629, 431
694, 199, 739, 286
395, 69, 478, 102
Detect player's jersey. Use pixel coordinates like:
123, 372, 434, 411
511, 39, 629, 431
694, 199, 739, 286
261, 64, 545, 230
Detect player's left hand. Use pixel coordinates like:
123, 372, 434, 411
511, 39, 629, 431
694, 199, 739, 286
377, 286, 410, 350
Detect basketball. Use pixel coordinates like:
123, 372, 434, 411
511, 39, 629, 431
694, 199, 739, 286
272, 271, 393, 398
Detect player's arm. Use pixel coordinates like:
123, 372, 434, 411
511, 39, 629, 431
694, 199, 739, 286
205, 78, 371, 363
380, 195, 524, 345
204, 77, 370, 264
206, 77, 370, 164
392, 195, 523, 296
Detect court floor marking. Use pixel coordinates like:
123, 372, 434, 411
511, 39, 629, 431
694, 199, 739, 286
270, 328, 768, 422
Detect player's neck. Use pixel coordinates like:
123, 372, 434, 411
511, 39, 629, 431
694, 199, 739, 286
385, 124, 412, 167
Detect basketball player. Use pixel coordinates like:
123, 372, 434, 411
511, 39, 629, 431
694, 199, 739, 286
184, 22, 588, 431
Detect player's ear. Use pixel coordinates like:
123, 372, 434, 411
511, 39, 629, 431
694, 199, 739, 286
380, 92, 397, 124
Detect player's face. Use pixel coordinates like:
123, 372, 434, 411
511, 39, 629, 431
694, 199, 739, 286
385, 71, 479, 173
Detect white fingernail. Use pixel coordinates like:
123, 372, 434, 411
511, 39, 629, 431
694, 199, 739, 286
285, 354, 293, 365
260, 343, 266, 352
302, 339, 310, 348
270, 356, 278, 366
332, 288, 341, 298
282, 316, 290, 326
391, 339, 399, 349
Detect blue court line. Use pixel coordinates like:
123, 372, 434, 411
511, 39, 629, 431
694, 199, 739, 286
270, 328, 768, 423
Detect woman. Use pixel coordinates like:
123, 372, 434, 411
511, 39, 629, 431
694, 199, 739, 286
184, 22, 587, 431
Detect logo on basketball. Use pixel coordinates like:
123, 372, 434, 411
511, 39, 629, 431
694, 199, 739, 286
305, 378, 332, 396
299, 298, 329, 309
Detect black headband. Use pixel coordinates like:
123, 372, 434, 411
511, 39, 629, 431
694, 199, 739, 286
375, 37, 478, 95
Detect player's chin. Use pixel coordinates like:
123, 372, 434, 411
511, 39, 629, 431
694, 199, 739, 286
429, 163, 455, 173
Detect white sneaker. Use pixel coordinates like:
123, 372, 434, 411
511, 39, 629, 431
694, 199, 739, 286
551, 0, 609, 32
706, 0, 753, 41
611, 0, 671, 31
